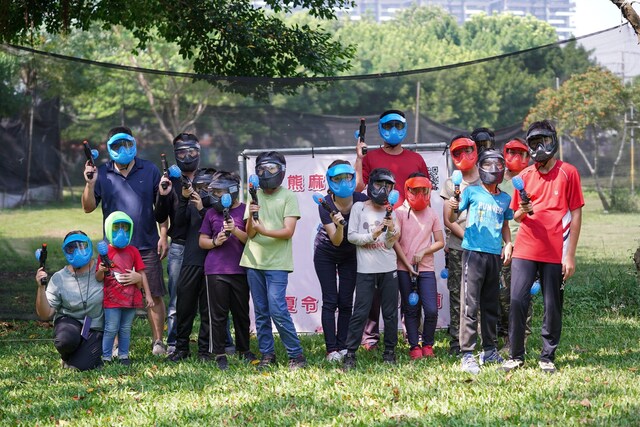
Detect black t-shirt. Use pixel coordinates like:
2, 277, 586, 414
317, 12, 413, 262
313, 192, 368, 257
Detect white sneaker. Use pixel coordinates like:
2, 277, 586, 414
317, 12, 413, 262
539, 360, 557, 374
167, 345, 176, 356
339, 349, 348, 357
152, 340, 167, 356
326, 351, 344, 362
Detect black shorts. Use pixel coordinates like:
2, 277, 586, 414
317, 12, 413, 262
139, 249, 167, 297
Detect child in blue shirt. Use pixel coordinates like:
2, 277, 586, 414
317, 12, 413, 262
449, 148, 513, 375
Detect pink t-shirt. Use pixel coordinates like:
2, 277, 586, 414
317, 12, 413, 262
395, 203, 442, 272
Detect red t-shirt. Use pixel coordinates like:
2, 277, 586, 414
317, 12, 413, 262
510, 161, 584, 264
99, 245, 146, 309
362, 147, 430, 207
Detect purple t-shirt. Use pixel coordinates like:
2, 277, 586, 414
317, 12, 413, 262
200, 203, 246, 275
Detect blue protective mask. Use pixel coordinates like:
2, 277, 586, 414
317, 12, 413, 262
378, 113, 407, 146
107, 133, 137, 165
112, 228, 130, 248
62, 235, 93, 269
326, 164, 356, 198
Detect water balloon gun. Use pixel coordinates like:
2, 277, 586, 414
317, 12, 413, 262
440, 250, 449, 279
83, 140, 99, 180
381, 190, 400, 232
34, 243, 47, 285
97, 240, 114, 275
355, 118, 367, 156
451, 170, 463, 214
408, 263, 419, 306
248, 174, 260, 221
313, 193, 346, 226
512, 176, 533, 215
221, 193, 233, 237
160, 154, 181, 190
531, 280, 541, 296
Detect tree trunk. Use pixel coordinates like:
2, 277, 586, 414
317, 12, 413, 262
570, 136, 611, 211
609, 121, 628, 207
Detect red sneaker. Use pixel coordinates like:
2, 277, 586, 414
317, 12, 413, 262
363, 343, 378, 352
422, 345, 435, 358
409, 346, 423, 360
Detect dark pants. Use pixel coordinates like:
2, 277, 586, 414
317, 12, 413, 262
510, 258, 564, 362
499, 262, 533, 339
53, 317, 103, 371
346, 271, 398, 352
447, 248, 463, 351
362, 291, 381, 346
313, 250, 357, 353
205, 274, 251, 355
398, 270, 438, 348
175, 265, 209, 355
459, 250, 501, 353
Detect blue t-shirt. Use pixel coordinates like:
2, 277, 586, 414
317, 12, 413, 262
94, 158, 161, 251
313, 192, 368, 259
459, 185, 514, 255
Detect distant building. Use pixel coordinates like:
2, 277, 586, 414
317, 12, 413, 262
336, 0, 576, 40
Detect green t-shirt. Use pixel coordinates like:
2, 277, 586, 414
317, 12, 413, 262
240, 187, 301, 272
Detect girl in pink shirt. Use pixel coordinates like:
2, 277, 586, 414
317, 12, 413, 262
395, 173, 445, 360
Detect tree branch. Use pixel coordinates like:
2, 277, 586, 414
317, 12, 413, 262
611, 0, 640, 43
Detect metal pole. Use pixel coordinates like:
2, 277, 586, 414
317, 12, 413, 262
556, 76, 563, 161
631, 105, 635, 192
414, 81, 420, 144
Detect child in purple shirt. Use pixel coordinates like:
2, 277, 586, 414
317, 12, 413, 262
199, 171, 256, 370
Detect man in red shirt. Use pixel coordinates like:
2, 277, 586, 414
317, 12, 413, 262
354, 110, 430, 350
501, 120, 584, 374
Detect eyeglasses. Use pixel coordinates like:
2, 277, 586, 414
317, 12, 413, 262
175, 147, 199, 160
452, 146, 475, 157
110, 139, 134, 151
330, 173, 354, 183
256, 163, 281, 176
63, 241, 89, 254
381, 120, 406, 131
407, 187, 430, 195
112, 222, 131, 232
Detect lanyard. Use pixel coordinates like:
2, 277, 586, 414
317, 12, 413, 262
73, 262, 91, 314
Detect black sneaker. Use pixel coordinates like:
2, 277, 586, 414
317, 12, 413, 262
119, 358, 131, 366
216, 355, 229, 371
448, 346, 462, 357
288, 354, 307, 370
198, 352, 212, 362
343, 352, 357, 371
240, 351, 259, 365
257, 353, 276, 370
382, 350, 397, 365
167, 350, 190, 362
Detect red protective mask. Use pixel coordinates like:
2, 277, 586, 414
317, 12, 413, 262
503, 139, 530, 173
450, 138, 478, 171
404, 177, 432, 211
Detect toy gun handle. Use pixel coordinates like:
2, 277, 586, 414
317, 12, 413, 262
381, 204, 393, 232
83, 140, 95, 180
160, 154, 169, 190
38, 243, 48, 285
444, 251, 449, 269
453, 185, 460, 214
359, 118, 367, 156
410, 263, 418, 288
180, 175, 191, 190
519, 190, 534, 215
320, 200, 347, 226
223, 208, 232, 237
249, 188, 259, 220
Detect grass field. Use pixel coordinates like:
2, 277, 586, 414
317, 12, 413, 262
0, 190, 639, 425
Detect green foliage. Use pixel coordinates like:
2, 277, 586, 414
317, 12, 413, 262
1, 1, 355, 78
609, 188, 639, 213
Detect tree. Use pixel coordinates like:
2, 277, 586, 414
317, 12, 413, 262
611, 0, 640, 42
526, 67, 628, 211
0, 1, 355, 78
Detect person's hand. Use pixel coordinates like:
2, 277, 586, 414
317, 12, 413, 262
158, 177, 172, 196
382, 217, 395, 234
408, 265, 419, 276
84, 161, 97, 185
35, 267, 47, 286
252, 220, 266, 235
448, 197, 459, 211
330, 211, 345, 227
520, 200, 533, 214
215, 229, 228, 246
412, 251, 425, 265
562, 254, 576, 281
157, 236, 168, 260
502, 242, 513, 265
249, 202, 260, 216
145, 294, 155, 308
356, 138, 368, 159
189, 191, 204, 211
181, 186, 193, 199
119, 269, 142, 286
97, 262, 109, 273
222, 218, 236, 235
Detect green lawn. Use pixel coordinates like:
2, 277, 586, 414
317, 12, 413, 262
0, 190, 639, 425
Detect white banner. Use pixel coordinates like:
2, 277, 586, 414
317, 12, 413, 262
244, 148, 450, 333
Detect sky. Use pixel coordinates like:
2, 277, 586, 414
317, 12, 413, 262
574, 0, 627, 37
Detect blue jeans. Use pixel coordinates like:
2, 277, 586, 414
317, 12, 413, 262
166, 242, 184, 347
247, 269, 302, 358
103, 308, 136, 359
398, 270, 438, 347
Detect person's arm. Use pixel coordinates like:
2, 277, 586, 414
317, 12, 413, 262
81, 163, 98, 213
253, 216, 298, 240
157, 220, 169, 260
501, 220, 513, 265
414, 230, 445, 264
355, 153, 368, 192
383, 216, 399, 248
35, 268, 54, 320
140, 271, 155, 307
347, 206, 383, 246
393, 242, 414, 272
443, 200, 465, 240
95, 262, 107, 282
562, 207, 582, 281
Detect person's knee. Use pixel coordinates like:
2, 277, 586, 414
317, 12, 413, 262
54, 331, 80, 356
